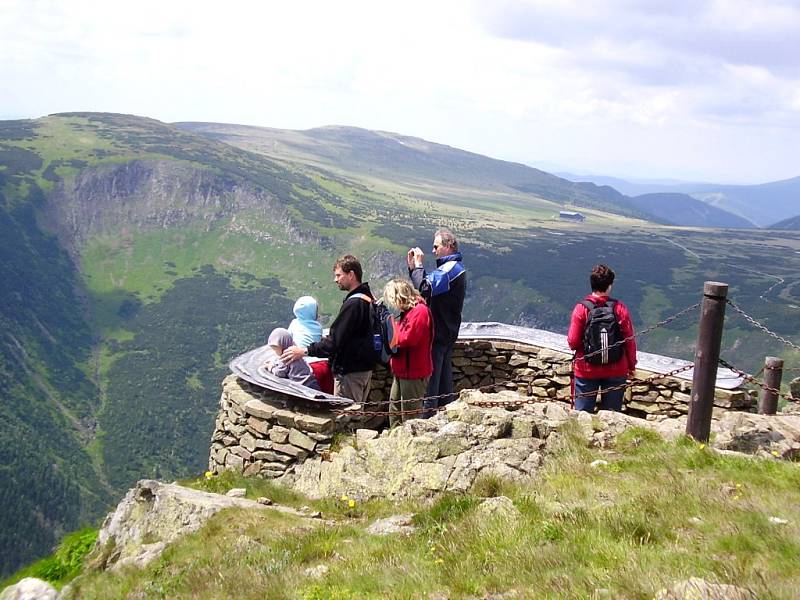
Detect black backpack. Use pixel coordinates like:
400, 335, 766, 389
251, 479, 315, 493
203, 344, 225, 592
350, 294, 398, 366
580, 298, 624, 365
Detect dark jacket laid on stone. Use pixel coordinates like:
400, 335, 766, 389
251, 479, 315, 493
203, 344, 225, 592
307, 282, 376, 376
410, 252, 466, 346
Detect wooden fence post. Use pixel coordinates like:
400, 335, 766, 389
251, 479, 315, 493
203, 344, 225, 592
758, 356, 783, 415
686, 281, 728, 442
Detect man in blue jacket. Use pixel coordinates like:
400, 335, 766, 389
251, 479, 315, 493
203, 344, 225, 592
408, 228, 466, 416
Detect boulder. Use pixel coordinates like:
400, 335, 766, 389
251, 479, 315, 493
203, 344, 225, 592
0, 578, 59, 600
476, 496, 521, 519
654, 577, 755, 599
366, 514, 416, 536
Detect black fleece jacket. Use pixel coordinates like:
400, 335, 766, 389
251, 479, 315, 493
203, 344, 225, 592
307, 282, 376, 375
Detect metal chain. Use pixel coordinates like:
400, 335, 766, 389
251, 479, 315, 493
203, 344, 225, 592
335, 363, 697, 417
572, 363, 695, 400
725, 299, 800, 352
718, 358, 798, 403
340, 301, 702, 412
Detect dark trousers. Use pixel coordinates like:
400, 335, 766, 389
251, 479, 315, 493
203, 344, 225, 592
423, 342, 455, 417
574, 376, 626, 412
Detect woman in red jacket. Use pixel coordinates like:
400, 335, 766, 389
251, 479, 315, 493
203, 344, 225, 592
567, 264, 637, 412
382, 279, 434, 426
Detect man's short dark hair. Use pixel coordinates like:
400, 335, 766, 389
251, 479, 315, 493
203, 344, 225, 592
334, 254, 362, 282
590, 264, 615, 292
435, 227, 458, 252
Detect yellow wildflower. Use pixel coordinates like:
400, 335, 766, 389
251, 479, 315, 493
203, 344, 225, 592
771, 450, 780, 457
348, 499, 356, 508
699, 444, 705, 450
204, 471, 213, 480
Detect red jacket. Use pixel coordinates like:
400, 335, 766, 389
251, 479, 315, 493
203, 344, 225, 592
567, 294, 637, 379
389, 300, 434, 380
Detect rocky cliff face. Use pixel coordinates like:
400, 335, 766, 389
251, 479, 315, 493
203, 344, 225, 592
41, 159, 295, 253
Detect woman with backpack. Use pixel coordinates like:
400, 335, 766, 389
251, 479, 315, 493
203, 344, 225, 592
567, 264, 637, 413
382, 279, 434, 426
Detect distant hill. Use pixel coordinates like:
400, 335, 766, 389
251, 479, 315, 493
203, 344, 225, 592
555, 172, 712, 197
176, 123, 653, 221
769, 214, 800, 229
558, 172, 800, 227
627, 193, 756, 228
691, 177, 800, 227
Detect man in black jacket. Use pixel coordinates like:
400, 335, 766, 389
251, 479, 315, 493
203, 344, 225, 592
282, 255, 375, 402
408, 228, 466, 415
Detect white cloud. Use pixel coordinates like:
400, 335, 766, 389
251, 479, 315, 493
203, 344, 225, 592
0, 0, 798, 182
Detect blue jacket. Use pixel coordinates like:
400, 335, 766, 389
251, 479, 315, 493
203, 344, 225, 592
410, 252, 466, 345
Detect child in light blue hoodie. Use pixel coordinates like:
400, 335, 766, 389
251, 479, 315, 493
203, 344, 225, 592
287, 296, 323, 348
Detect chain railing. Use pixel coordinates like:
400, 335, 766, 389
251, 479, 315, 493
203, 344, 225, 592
334, 361, 697, 418
725, 299, 800, 353
332, 299, 703, 415
718, 358, 798, 404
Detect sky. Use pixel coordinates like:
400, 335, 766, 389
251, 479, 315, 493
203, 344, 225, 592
1, 0, 799, 184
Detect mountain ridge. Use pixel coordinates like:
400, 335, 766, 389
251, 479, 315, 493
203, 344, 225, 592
559, 171, 800, 226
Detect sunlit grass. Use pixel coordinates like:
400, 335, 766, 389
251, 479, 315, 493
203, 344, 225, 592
40, 426, 800, 599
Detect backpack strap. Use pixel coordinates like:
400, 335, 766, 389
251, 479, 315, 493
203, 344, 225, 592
581, 297, 617, 311
348, 293, 373, 304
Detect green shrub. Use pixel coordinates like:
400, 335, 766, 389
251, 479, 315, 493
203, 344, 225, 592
1, 528, 97, 589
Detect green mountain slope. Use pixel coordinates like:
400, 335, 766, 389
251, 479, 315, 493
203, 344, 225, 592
3, 112, 800, 576
176, 122, 654, 220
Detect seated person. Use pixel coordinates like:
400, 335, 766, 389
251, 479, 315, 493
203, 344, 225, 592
264, 328, 321, 390
287, 296, 323, 348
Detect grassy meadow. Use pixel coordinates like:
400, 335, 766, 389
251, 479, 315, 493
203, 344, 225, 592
15, 424, 799, 599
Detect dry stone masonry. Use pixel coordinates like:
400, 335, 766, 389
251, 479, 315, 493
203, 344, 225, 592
209, 375, 349, 478
210, 337, 759, 480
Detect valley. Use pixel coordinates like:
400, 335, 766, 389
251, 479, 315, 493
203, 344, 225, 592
1, 112, 799, 576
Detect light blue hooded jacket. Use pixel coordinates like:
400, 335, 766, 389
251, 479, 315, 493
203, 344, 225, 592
287, 296, 323, 348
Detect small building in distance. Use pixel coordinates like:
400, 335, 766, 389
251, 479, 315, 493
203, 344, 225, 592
559, 210, 586, 222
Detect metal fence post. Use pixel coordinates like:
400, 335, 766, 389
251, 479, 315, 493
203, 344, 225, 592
758, 356, 783, 415
686, 281, 728, 442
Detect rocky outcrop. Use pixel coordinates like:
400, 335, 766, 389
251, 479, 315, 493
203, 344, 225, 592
286, 399, 571, 501
93, 479, 297, 570
283, 391, 800, 502
711, 411, 800, 459
43, 159, 297, 254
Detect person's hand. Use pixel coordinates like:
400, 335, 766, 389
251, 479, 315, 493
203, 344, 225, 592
412, 246, 424, 268
627, 370, 637, 380
406, 248, 416, 269
281, 346, 306, 364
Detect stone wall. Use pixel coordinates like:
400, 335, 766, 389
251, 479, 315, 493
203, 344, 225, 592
208, 375, 348, 479
211, 338, 756, 480
367, 339, 754, 419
